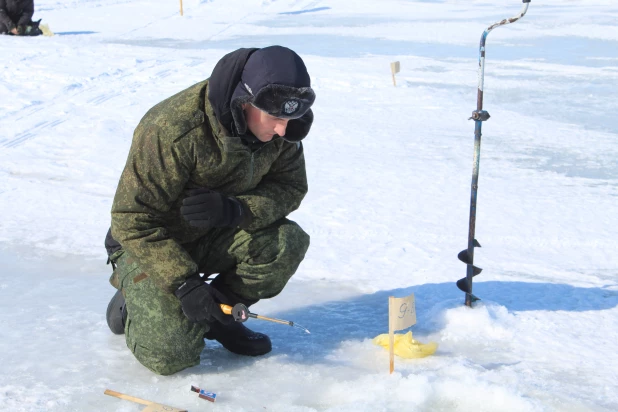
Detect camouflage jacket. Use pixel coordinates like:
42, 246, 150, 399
111, 80, 308, 292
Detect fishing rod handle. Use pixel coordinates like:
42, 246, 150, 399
220, 303, 251, 322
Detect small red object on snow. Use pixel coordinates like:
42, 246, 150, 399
190, 385, 217, 403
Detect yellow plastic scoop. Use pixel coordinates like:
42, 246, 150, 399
373, 331, 438, 359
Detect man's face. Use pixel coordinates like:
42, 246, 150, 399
243, 103, 290, 142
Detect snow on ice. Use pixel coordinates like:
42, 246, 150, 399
1, 0, 617, 411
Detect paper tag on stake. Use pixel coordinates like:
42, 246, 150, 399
390, 61, 400, 75
390, 61, 400, 86
388, 293, 416, 373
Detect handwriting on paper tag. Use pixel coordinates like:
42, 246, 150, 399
389, 294, 416, 332
398, 301, 416, 319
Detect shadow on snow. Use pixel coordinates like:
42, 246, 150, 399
278, 7, 331, 15
56, 31, 98, 36
189, 280, 618, 373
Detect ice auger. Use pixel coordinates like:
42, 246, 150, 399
457, 0, 531, 307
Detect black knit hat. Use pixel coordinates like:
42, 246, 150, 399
230, 46, 316, 139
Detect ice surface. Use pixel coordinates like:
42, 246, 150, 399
1, 0, 617, 410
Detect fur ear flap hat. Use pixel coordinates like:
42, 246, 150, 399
230, 46, 316, 142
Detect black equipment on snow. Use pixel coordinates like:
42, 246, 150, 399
17, 18, 41, 35
457, 0, 531, 307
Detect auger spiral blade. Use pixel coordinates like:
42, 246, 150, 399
456, 239, 482, 299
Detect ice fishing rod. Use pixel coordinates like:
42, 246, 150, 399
220, 303, 311, 334
457, 0, 531, 307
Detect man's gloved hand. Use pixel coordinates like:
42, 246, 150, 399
180, 188, 246, 229
174, 275, 233, 325
16, 25, 24, 35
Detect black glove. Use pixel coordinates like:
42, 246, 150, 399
174, 275, 233, 325
180, 188, 246, 229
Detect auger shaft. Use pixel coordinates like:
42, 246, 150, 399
458, 0, 531, 307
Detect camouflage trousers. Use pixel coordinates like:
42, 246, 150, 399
109, 218, 309, 375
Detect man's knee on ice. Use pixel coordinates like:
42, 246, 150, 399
130, 335, 203, 376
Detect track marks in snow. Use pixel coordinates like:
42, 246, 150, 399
155, 68, 172, 79
1, 119, 66, 149
87, 91, 122, 106
0, 52, 197, 149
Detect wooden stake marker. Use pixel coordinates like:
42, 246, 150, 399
390, 61, 400, 86
388, 293, 417, 374
180, 0, 184, 16
104, 389, 187, 412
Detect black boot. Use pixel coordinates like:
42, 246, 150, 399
106, 289, 127, 335
206, 274, 272, 356
205, 320, 272, 356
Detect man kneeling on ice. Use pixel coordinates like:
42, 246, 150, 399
0, 0, 41, 36
103, 46, 315, 375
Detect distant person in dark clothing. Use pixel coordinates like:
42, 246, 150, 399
0, 0, 39, 35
